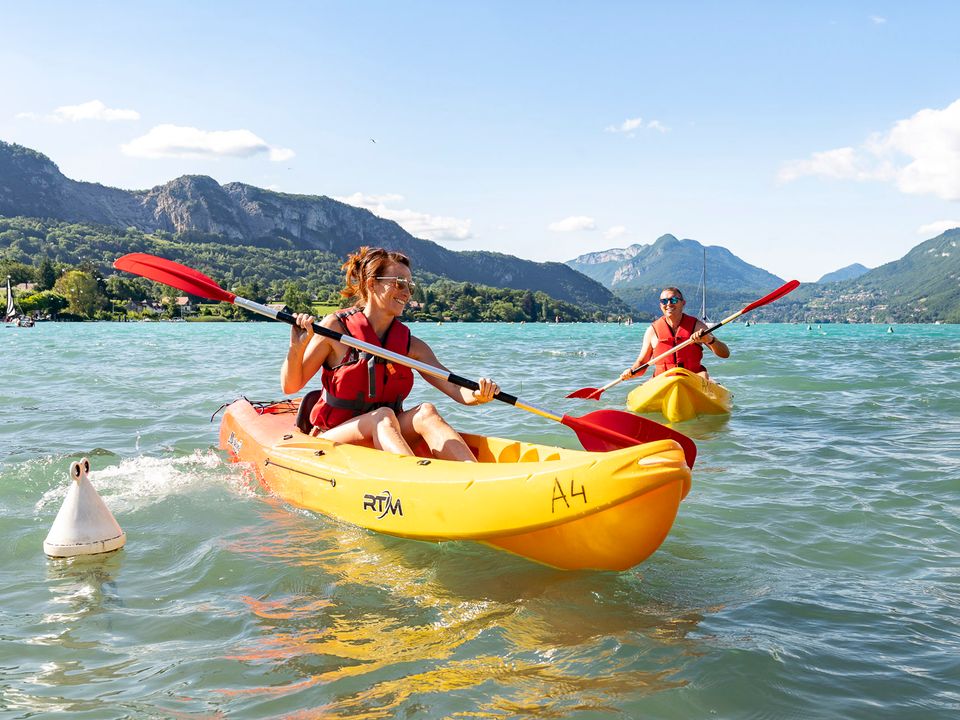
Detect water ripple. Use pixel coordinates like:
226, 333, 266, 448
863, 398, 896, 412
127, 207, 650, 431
1, 322, 958, 718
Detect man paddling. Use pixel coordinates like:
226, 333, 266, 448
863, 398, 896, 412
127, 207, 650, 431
620, 287, 730, 381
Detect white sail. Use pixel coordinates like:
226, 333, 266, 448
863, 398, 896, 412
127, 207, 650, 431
5, 276, 33, 326
5, 276, 15, 322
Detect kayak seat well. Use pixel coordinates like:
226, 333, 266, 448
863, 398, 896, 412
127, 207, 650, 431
290, 396, 559, 464
498, 442, 521, 463
295, 390, 323, 434
495, 443, 554, 463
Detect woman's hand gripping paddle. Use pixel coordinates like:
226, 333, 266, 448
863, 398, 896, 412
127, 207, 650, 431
114, 253, 697, 466
567, 279, 800, 401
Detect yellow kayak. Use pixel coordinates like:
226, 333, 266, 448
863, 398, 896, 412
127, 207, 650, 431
219, 398, 692, 571
626, 367, 732, 423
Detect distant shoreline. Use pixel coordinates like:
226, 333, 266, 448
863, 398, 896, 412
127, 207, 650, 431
15, 318, 955, 326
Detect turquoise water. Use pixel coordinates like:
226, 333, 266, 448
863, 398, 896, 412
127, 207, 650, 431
2, 321, 958, 719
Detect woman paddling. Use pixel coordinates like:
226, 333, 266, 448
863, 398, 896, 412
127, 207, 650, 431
282, 246, 499, 461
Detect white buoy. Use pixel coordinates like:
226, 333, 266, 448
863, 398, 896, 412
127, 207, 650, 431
43, 458, 126, 557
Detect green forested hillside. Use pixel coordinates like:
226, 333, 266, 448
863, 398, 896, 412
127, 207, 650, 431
811, 229, 960, 323
0, 216, 614, 322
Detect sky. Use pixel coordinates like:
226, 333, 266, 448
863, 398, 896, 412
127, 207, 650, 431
2, 1, 959, 282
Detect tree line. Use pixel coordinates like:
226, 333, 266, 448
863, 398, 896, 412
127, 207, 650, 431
0, 216, 613, 322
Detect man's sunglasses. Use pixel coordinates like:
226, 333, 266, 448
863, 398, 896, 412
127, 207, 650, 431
659, 297, 682, 305
376, 276, 418, 291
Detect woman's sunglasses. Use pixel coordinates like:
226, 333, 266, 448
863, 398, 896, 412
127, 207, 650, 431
659, 297, 682, 305
377, 276, 418, 291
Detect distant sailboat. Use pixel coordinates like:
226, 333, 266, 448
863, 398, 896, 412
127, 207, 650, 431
696, 247, 709, 322
4, 276, 17, 325
5, 276, 34, 328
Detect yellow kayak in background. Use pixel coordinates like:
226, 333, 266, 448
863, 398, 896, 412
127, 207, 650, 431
219, 398, 692, 571
626, 367, 732, 423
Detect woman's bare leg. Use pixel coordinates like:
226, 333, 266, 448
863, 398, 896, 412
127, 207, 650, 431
399, 403, 476, 462
320, 407, 415, 455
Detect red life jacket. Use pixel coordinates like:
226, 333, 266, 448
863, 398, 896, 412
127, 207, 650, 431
310, 308, 415, 431
652, 313, 705, 376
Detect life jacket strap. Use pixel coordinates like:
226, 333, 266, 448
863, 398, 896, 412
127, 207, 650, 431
320, 389, 404, 416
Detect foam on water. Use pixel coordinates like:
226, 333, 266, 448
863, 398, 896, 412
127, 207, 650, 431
32, 450, 254, 516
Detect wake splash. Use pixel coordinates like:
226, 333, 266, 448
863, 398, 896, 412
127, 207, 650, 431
33, 449, 255, 516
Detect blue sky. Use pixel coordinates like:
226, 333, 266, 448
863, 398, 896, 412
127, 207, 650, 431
2, 1, 959, 282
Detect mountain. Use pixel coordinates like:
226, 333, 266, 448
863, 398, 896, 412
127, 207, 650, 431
806, 229, 960, 323
568, 234, 784, 292
567, 234, 787, 320
0, 141, 625, 314
817, 263, 869, 284
679, 228, 960, 324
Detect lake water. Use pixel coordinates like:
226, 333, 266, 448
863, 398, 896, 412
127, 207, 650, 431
2, 321, 958, 719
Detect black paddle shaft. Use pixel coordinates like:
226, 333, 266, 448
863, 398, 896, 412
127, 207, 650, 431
274, 309, 521, 406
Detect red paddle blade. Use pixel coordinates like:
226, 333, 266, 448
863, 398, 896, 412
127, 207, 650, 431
565, 387, 603, 400
742, 279, 800, 313
562, 410, 696, 467
114, 253, 235, 303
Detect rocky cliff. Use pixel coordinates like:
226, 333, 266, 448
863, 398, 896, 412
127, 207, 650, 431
0, 141, 621, 310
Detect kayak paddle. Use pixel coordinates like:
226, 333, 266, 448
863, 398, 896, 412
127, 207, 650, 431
114, 253, 697, 466
567, 279, 800, 401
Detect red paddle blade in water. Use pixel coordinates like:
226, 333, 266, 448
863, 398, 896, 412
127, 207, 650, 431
565, 386, 604, 400
114, 253, 235, 303
563, 409, 697, 467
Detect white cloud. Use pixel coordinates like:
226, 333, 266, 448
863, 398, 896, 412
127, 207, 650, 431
269, 147, 295, 162
338, 192, 405, 207
604, 116, 670, 136
335, 192, 472, 242
777, 98, 960, 200
55, 100, 140, 121
871, 15, 887, 24
777, 147, 877, 183
548, 215, 596, 232
917, 220, 960, 237
604, 225, 627, 239
646, 120, 669, 133
16, 99, 140, 122
606, 117, 644, 133
122, 124, 295, 162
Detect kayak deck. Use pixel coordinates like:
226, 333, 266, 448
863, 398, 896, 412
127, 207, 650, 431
626, 367, 732, 423
219, 398, 692, 571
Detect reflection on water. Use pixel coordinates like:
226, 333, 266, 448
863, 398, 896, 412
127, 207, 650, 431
220, 502, 703, 717
5, 552, 128, 715
41, 551, 125, 625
